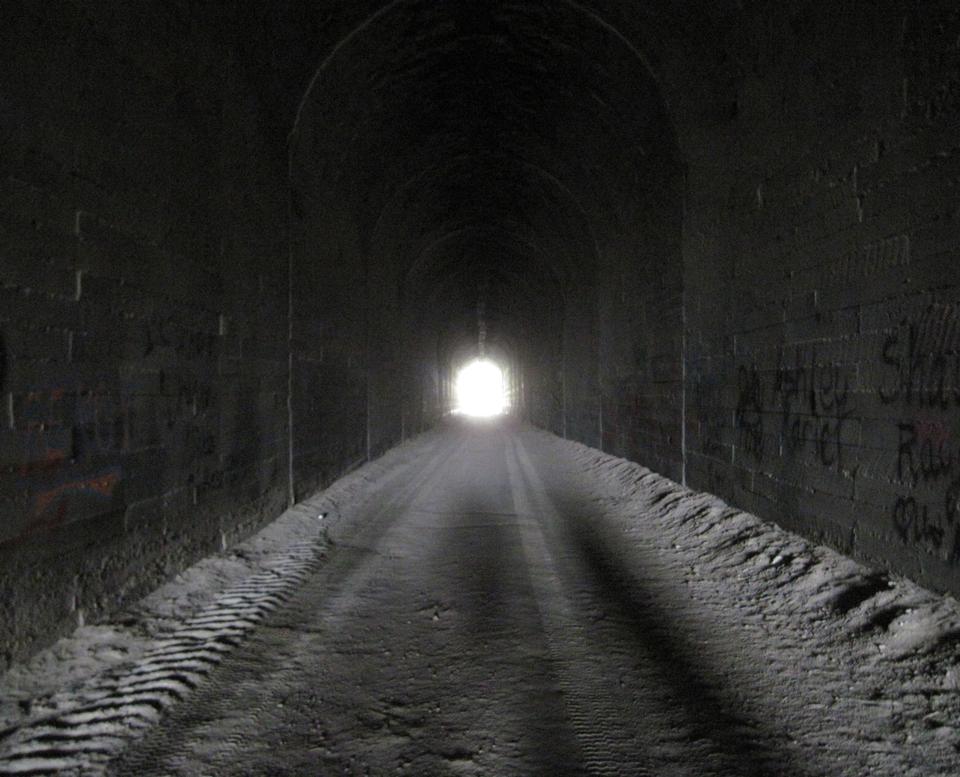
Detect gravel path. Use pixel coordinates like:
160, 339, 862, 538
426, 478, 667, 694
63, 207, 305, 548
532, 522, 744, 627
4, 418, 960, 775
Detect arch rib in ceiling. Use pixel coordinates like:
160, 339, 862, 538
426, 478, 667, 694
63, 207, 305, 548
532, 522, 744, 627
367, 152, 600, 279
418, 253, 560, 308
400, 224, 570, 307
287, 0, 668, 162
288, 0, 408, 152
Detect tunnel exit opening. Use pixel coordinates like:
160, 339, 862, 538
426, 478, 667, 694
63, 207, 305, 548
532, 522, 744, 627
454, 359, 508, 417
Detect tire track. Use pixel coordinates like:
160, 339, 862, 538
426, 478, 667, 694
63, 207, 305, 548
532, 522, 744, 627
505, 435, 653, 777
0, 540, 325, 776
105, 431, 468, 776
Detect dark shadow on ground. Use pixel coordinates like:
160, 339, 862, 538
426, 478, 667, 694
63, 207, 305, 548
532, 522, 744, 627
435, 430, 588, 776
521, 458, 806, 777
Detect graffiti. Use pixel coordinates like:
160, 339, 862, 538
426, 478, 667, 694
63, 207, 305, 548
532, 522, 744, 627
897, 420, 955, 487
7, 333, 223, 536
826, 234, 910, 286
880, 304, 960, 407
880, 303, 960, 561
18, 374, 214, 471
891, 479, 960, 563
731, 347, 857, 470
15, 383, 126, 526
916, 417, 952, 448
76, 385, 127, 457
33, 467, 121, 520
889, 432, 960, 558
19, 383, 126, 473
889, 417, 960, 559
15, 372, 215, 528
735, 365, 765, 460
774, 345, 854, 469
19, 392, 72, 477
889, 415, 960, 561
892, 496, 947, 548
695, 374, 724, 455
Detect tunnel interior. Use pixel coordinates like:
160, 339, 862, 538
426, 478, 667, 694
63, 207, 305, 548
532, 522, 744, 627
452, 358, 507, 417
287, 0, 683, 469
3, 0, 960, 667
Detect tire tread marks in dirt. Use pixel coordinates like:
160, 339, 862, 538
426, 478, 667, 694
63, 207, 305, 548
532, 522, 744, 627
0, 542, 325, 776
104, 435, 466, 776
509, 436, 801, 777
506, 437, 654, 777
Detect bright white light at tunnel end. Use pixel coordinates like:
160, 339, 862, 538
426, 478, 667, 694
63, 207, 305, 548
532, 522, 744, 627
454, 359, 507, 417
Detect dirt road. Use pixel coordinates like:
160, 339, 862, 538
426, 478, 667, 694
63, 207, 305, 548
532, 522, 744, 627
100, 418, 959, 776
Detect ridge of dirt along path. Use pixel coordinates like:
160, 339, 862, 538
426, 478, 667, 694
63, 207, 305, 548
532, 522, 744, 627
87, 418, 960, 775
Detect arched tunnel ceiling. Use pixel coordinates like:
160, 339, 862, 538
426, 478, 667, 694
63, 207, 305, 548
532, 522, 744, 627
286, 0, 685, 363
408, 243, 563, 364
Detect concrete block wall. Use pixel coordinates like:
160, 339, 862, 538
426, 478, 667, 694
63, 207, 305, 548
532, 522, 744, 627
680, 1, 960, 594
0, 2, 292, 667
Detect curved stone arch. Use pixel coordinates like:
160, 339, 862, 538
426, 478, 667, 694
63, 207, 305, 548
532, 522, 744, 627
285, 0, 687, 464
366, 151, 601, 281
286, 0, 672, 153
400, 224, 569, 313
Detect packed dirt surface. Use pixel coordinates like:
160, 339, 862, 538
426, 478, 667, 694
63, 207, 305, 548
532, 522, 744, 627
3, 418, 960, 775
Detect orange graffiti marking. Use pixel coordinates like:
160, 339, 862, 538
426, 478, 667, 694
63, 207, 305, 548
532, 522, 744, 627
18, 449, 68, 477
33, 471, 120, 517
916, 418, 951, 448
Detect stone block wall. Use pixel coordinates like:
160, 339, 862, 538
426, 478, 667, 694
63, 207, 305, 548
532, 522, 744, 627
680, 1, 960, 594
0, 2, 291, 667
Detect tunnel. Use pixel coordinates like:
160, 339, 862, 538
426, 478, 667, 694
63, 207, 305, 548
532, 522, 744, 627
2, 1, 960, 774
